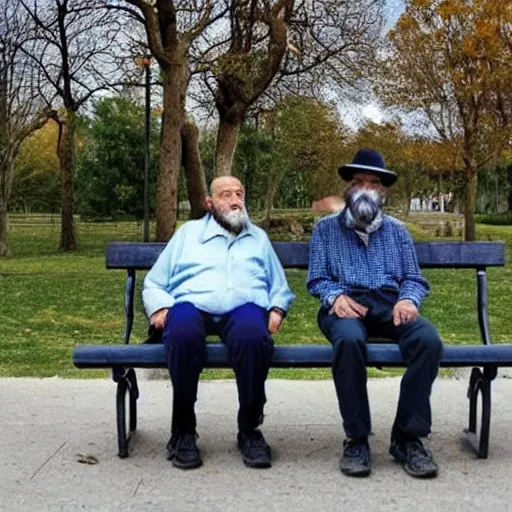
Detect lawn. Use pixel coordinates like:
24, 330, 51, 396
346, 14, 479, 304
1, 214, 511, 378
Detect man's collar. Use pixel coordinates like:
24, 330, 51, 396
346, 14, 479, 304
199, 213, 255, 243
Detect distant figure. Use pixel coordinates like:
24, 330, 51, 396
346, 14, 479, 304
143, 176, 295, 470
307, 148, 443, 479
312, 195, 344, 213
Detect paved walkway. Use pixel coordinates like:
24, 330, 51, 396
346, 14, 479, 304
2, 377, 512, 511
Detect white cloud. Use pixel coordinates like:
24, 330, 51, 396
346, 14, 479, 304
362, 104, 383, 123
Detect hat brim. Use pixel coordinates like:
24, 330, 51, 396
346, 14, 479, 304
338, 163, 397, 187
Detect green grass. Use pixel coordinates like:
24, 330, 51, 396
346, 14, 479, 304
1, 217, 512, 378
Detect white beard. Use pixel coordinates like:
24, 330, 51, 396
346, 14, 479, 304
212, 205, 249, 234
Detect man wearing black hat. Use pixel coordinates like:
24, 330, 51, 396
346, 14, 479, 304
307, 148, 443, 479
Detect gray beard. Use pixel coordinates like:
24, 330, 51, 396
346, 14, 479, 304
211, 206, 249, 235
345, 188, 384, 233
347, 189, 382, 224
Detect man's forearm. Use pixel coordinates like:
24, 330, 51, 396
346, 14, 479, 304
398, 280, 429, 308
307, 278, 347, 309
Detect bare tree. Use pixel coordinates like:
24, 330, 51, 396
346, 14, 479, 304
0, 0, 49, 256
121, 0, 384, 238
212, 0, 294, 176
191, 0, 384, 176
19, 0, 127, 250
118, 0, 225, 241
270, 0, 384, 108
182, 115, 208, 218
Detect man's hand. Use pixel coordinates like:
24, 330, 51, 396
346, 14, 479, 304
393, 300, 419, 326
268, 310, 284, 334
330, 295, 368, 319
150, 308, 168, 329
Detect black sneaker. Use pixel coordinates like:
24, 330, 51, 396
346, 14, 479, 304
340, 438, 371, 477
167, 431, 202, 469
237, 429, 272, 468
390, 436, 438, 478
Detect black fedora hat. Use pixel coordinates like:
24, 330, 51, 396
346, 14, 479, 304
338, 148, 397, 187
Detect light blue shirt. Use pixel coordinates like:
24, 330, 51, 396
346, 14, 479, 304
142, 214, 296, 318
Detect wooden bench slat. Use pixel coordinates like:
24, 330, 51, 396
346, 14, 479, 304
413, 241, 505, 268
73, 343, 512, 369
106, 242, 167, 270
105, 241, 505, 270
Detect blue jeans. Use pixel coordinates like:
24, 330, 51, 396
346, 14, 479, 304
162, 301, 274, 434
318, 289, 443, 439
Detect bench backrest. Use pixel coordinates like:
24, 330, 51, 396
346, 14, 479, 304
106, 241, 505, 270
105, 240, 505, 347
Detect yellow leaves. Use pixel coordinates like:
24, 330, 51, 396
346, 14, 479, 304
388, 0, 511, 90
438, 0, 467, 20
411, 0, 433, 8
456, 16, 503, 60
473, 20, 501, 57
475, 0, 509, 20
461, 37, 479, 59
16, 120, 59, 177
215, 52, 268, 82
393, 14, 418, 34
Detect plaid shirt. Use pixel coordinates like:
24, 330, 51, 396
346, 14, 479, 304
307, 210, 430, 309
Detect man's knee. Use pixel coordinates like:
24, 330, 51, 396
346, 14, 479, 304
408, 318, 443, 360
327, 318, 367, 349
319, 313, 366, 343
167, 301, 199, 325
332, 335, 367, 363
330, 331, 367, 386
225, 304, 273, 360
228, 322, 273, 354
164, 302, 204, 349
421, 334, 443, 362
226, 304, 268, 341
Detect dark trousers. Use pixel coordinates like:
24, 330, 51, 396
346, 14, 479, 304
162, 301, 274, 434
318, 289, 443, 440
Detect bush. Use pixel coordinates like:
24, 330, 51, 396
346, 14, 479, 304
444, 221, 454, 237
475, 213, 512, 226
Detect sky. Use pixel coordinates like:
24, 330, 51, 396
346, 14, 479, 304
341, 0, 405, 130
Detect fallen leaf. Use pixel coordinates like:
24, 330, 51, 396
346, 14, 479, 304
76, 453, 99, 465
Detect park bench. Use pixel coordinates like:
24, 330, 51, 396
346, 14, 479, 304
73, 240, 512, 460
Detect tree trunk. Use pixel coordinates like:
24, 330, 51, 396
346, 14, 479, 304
507, 164, 512, 212
0, 191, 9, 257
0, 72, 10, 256
182, 117, 207, 219
262, 167, 287, 229
244, 148, 256, 210
57, 111, 77, 251
155, 65, 188, 241
0, 142, 13, 256
215, 118, 241, 176
464, 165, 477, 241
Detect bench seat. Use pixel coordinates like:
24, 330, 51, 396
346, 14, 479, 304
73, 342, 512, 369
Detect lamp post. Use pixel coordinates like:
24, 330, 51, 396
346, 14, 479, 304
141, 56, 151, 242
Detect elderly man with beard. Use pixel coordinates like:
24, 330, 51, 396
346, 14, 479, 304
143, 176, 295, 470
307, 148, 443, 479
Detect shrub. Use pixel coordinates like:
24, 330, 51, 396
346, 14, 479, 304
475, 213, 512, 226
444, 221, 454, 237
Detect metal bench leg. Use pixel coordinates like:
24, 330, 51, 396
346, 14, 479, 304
463, 366, 496, 459
127, 368, 139, 433
114, 368, 139, 458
